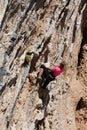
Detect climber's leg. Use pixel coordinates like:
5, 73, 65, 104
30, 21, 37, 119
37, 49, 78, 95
41, 75, 55, 89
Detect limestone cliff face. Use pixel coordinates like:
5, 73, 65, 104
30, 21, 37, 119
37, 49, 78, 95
0, 0, 87, 130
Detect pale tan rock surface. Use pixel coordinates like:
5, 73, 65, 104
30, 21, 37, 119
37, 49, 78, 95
0, 0, 87, 130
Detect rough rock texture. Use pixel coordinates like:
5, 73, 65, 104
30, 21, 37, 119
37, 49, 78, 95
0, 0, 87, 130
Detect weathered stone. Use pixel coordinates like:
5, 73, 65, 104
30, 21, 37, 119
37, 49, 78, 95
0, 0, 87, 130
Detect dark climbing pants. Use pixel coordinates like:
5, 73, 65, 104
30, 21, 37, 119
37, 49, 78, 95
40, 64, 55, 89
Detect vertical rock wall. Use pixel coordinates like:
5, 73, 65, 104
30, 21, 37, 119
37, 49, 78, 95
0, 0, 87, 130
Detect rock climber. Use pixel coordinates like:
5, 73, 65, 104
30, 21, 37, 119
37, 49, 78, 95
37, 62, 64, 89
